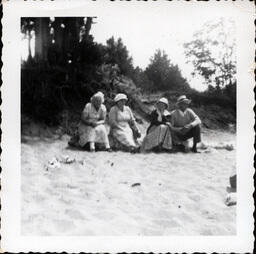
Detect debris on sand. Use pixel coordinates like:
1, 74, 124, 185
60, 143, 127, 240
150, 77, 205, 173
225, 193, 237, 206
45, 157, 61, 170
78, 160, 84, 165
60, 155, 75, 164
199, 142, 235, 152
198, 142, 208, 150
213, 143, 234, 151
131, 183, 141, 187
229, 174, 236, 189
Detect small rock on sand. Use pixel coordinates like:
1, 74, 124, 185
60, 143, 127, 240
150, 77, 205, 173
131, 183, 141, 187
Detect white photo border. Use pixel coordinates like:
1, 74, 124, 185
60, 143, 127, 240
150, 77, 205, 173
1, 0, 254, 252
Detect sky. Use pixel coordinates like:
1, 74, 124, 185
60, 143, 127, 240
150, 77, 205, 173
88, 2, 237, 91
21, 1, 238, 91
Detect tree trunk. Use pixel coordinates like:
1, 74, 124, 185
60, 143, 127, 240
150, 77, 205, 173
35, 18, 50, 62
28, 31, 32, 60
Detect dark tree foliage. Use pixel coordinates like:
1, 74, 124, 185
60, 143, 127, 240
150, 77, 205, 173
145, 49, 190, 92
21, 17, 235, 128
21, 17, 101, 124
132, 67, 154, 90
105, 37, 134, 76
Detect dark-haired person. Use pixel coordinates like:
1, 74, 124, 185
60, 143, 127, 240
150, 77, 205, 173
170, 95, 201, 153
141, 97, 173, 152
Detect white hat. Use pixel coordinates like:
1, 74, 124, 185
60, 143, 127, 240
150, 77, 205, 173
176, 95, 191, 105
157, 97, 169, 107
114, 93, 128, 102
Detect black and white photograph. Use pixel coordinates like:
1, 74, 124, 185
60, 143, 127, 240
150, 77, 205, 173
1, 0, 254, 252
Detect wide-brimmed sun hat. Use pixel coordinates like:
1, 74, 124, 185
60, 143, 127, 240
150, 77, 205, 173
157, 97, 169, 107
114, 93, 128, 102
176, 95, 191, 105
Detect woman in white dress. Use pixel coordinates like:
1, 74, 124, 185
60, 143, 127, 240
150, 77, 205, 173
78, 92, 111, 152
108, 93, 141, 152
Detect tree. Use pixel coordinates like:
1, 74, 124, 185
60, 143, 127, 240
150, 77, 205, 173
21, 18, 36, 61
34, 18, 51, 62
105, 37, 134, 76
145, 49, 189, 91
132, 66, 154, 90
184, 18, 236, 90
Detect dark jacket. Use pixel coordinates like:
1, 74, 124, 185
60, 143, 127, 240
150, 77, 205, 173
146, 109, 169, 134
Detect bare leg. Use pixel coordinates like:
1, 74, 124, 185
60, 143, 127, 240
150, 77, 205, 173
89, 142, 95, 152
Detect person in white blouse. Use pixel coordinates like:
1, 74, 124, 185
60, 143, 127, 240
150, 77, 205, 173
78, 92, 111, 152
108, 93, 141, 152
170, 95, 202, 153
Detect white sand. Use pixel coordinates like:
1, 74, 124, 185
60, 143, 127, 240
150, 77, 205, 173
21, 129, 236, 235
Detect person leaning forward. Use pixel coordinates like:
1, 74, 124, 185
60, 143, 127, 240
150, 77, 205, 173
170, 95, 202, 153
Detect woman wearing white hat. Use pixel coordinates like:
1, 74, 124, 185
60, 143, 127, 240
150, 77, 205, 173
77, 92, 111, 152
141, 97, 173, 152
108, 93, 141, 152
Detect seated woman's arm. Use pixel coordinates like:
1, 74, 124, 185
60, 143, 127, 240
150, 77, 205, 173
81, 104, 94, 126
149, 110, 169, 126
108, 107, 120, 129
128, 107, 141, 137
95, 105, 107, 126
148, 110, 160, 125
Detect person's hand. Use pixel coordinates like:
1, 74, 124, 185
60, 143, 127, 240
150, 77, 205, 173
90, 121, 97, 127
136, 130, 141, 138
166, 122, 173, 129
174, 127, 183, 133
180, 124, 192, 134
184, 123, 192, 129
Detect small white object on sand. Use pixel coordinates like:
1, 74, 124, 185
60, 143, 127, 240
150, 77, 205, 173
225, 193, 237, 206
45, 157, 61, 170
60, 155, 75, 164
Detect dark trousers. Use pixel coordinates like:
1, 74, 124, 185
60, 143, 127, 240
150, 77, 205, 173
177, 125, 201, 144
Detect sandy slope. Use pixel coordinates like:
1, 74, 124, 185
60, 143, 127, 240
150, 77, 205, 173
21, 129, 236, 235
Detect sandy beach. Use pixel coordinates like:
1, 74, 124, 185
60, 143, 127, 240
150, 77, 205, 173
21, 128, 236, 236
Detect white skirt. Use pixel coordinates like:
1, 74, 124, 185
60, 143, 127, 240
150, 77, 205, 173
78, 122, 109, 147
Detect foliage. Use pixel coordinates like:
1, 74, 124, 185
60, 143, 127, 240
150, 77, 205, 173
21, 17, 236, 128
132, 67, 154, 90
104, 37, 134, 76
145, 49, 190, 92
184, 18, 236, 89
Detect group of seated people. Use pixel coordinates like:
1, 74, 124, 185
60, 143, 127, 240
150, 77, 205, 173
70, 92, 202, 153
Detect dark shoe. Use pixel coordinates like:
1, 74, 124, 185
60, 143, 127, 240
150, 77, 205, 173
191, 147, 200, 153
130, 147, 140, 154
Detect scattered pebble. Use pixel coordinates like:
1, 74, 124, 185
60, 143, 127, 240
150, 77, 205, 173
78, 160, 84, 165
131, 183, 141, 187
